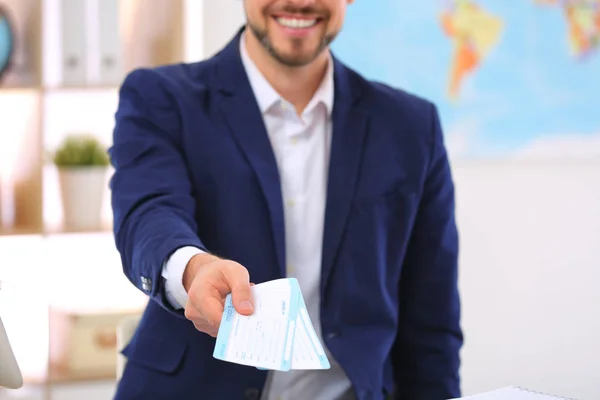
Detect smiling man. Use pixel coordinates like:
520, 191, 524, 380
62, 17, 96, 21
247, 1, 336, 65
110, 1, 463, 399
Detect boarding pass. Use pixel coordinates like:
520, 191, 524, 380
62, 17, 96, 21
213, 278, 330, 371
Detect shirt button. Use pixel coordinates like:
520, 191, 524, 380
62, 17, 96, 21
290, 137, 298, 145
287, 265, 296, 274
326, 332, 339, 340
287, 199, 295, 207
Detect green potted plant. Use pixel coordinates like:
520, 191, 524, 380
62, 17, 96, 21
52, 134, 110, 231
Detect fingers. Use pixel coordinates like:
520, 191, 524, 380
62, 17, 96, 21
221, 263, 254, 315
185, 295, 222, 337
199, 295, 226, 327
193, 321, 218, 337
184, 260, 254, 338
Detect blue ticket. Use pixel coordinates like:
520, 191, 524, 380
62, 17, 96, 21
213, 278, 302, 371
289, 294, 331, 370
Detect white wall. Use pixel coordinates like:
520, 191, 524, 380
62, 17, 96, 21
201, 0, 246, 58
453, 161, 600, 399
194, 4, 600, 399
183, 0, 246, 62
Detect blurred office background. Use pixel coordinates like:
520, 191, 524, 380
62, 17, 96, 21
0, 0, 598, 399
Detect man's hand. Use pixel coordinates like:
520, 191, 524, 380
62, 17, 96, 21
183, 253, 254, 337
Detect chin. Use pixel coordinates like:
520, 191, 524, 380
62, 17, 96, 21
273, 39, 323, 57
272, 48, 322, 66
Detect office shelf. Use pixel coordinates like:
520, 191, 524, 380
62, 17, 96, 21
0, 0, 185, 395
0, 0, 185, 237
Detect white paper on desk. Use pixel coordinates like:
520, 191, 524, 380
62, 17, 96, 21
213, 278, 330, 371
449, 386, 573, 399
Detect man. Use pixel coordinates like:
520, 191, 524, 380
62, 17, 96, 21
110, 0, 463, 399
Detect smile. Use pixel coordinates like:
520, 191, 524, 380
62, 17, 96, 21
275, 17, 318, 29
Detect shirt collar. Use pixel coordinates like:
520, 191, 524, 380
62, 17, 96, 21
239, 32, 334, 116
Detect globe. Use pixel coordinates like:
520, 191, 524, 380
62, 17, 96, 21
0, 6, 15, 83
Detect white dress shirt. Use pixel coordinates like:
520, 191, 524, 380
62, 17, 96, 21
161, 34, 354, 400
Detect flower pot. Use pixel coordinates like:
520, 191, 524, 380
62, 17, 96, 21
57, 166, 107, 231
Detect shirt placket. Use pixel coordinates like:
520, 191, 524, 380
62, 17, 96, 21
278, 104, 308, 279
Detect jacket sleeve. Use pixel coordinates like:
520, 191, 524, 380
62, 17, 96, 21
109, 68, 207, 317
391, 104, 463, 399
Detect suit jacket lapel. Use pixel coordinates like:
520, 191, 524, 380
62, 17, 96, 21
213, 31, 286, 278
208, 30, 368, 289
321, 60, 369, 298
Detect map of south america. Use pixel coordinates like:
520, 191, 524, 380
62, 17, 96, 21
331, 0, 600, 159
440, 0, 504, 101
536, 0, 600, 59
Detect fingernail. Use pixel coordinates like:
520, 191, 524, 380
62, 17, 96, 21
240, 301, 253, 311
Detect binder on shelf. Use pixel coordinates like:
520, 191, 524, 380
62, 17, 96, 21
59, 0, 124, 87
60, 0, 88, 86
96, 0, 123, 86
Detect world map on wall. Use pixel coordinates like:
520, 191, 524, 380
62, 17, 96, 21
331, 0, 600, 159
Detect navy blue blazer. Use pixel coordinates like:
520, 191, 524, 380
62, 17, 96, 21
110, 29, 462, 400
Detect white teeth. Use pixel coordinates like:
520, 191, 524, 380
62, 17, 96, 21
276, 17, 317, 29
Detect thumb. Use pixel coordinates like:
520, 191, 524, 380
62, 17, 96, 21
223, 264, 254, 315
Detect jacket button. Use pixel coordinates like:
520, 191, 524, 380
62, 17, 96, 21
245, 387, 260, 400
326, 331, 339, 339
140, 276, 152, 291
